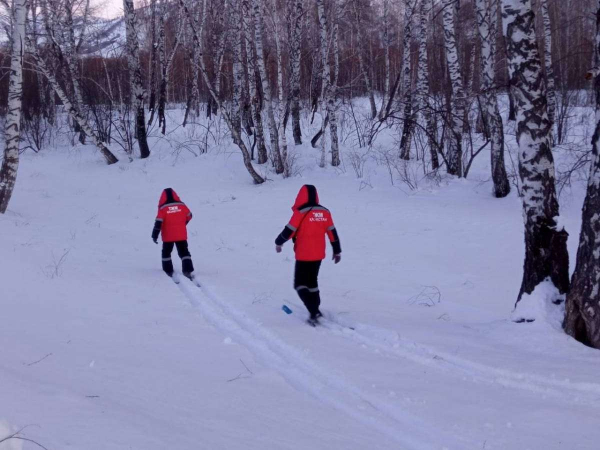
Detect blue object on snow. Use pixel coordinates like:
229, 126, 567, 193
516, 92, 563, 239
282, 305, 293, 314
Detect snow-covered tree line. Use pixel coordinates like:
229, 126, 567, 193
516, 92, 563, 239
1, 0, 600, 347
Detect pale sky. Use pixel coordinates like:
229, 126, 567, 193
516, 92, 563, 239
93, 0, 126, 19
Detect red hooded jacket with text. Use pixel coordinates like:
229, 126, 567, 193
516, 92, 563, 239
275, 185, 341, 261
155, 188, 192, 242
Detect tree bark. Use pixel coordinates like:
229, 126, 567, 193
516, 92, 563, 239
242, 0, 268, 163
288, 0, 303, 144
416, 0, 439, 170
540, 0, 557, 126
442, 0, 465, 177
251, 0, 284, 173
501, 0, 569, 309
124, 0, 150, 158
476, 0, 510, 197
0, 0, 27, 214
379, 0, 391, 119
399, 1, 416, 160
564, 1, 600, 348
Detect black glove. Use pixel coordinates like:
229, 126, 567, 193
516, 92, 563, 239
152, 237, 158, 244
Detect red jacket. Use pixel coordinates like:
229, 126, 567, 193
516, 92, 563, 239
153, 188, 192, 242
275, 185, 341, 261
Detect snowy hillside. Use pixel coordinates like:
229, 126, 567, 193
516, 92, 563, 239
1, 106, 599, 450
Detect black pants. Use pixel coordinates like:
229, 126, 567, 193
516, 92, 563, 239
162, 241, 194, 275
294, 260, 322, 317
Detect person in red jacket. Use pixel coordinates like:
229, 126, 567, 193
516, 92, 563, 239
152, 188, 195, 279
275, 185, 341, 323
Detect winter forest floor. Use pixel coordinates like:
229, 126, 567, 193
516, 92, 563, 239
1, 102, 600, 449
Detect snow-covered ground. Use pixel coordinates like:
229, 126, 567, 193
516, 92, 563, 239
1, 106, 599, 449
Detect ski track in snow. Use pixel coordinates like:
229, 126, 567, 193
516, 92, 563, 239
175, 278, 468, 450
310, 308, 600, 407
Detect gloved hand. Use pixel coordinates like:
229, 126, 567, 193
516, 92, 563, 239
275, 245, 282, 253
153, 237, 158, 244
333, 254, 341, 264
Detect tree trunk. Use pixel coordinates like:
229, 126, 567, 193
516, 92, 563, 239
399, 1, 416, 160
379, 0, 391, 119
251, 0, 284, 173
352, 0, 377, 119
288, 0, 303, 144
316, 0, 339, 167
30, 47, 118, 165
242, 0, 268, 163
541, 0, 557, 126
180, 0, 265, 184
231, 0, 243, 136
158, 1, 183, 135
64, 0, 86, 145
0, 0, 27, 214
501, 0, 569, 312
272, 4, 289, 175
416, 0, 439, 170
124, 0, 150, 158
476, 0, 509, 197
442, 0, 465, 177
564, 1, 600, 348
147, 0, 159, 125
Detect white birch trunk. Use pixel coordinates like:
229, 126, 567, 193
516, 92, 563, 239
272, 6, 289, 175
288, 0, 303, 144
123, 0, 150, 158
316, 0, 340, 167
501, 0, 569, 309
0, 0, 27, 214
416, 0, 439, 170
379, 0, 391, 119
564, 0, 600, 348
541, 0, 556, 126
251, 0, 284, 173
476, 0, 509, 197
399, 1, 416, 160
242, 0, 268, 163
231, 0, 244, 135
442, 0, 465, 177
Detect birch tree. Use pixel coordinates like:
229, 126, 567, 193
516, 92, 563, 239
316, 0, 340, 167
379, 0, 391, 119
251, 0, 284, 173
123, 0, 151, 158
288, 0, 304, 144
231, 0, 244, 135
183, 0, 205, 126
441, 0, 465, 177
564, 0, 600, 349
476, 0, 510, 197
352, 0, 377, 119
540, 0, 556, 127
157, 1, 184, 134
0, 0, 27, 214
501, 0, 569, 310
30, 44, 119, 165
399, 1, 416, 160
270, 3, 289, 174
242, 0, 268, 163
179, 0, 265, 184
416, 0, 439, 169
